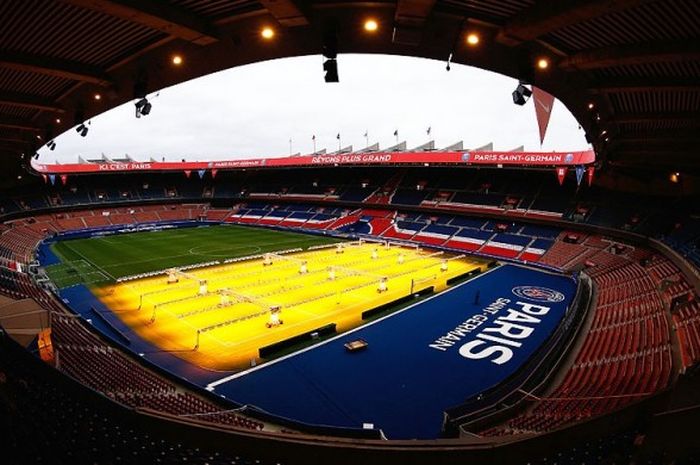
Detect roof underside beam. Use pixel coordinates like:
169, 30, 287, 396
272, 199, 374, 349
613, 136, 700, 147
615, 149, 700, 159
0, 51, 113, 86
611, 155, 700, 168
0, 143, 27, 153
560, 40, 700, 70
615, 128, 700, 138
59, 0, 220, 45
0, 91, 65, 113
609, 112, 700, 124
0, 136, 32, 145
257, 0, 308, 27
0, 117, 40, 132
393, 0, 437, 46
498, 0, 653, 45
589, 77, 700, 93
395, 0, 437, 27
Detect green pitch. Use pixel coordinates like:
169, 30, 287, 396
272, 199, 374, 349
45, 225, 341, 288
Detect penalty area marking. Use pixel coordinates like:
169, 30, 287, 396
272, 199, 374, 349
61, 241, 117, 282
205, 263, 500, 391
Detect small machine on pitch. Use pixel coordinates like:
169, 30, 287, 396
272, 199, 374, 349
267, 305, 283, 328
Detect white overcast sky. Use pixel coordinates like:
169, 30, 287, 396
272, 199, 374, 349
37, 54, 589, 164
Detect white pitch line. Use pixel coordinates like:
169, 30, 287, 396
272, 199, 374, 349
61, 243, 117, 282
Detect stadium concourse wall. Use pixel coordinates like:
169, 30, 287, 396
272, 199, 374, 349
0, 326, 682, 465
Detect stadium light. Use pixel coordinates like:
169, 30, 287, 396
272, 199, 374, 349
322, 27, 339, 83
364, 19, 378, 32
171, 54, 183, 65
466, 33, 479, 46
261, 27, 275, 40
537, 58, 549, 69
512, 82, 532, 106
323, 58, 339, 82
55, 118, 61, 124
76, 123, 88, 137
94, 93, 101, 101
135, 98, 152, 118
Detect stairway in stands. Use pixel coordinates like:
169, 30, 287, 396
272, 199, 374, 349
364, 170, 406, 204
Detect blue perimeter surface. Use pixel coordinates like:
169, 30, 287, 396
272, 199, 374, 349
36, 241, 61, 266
58, 285, 228, 386
208, 264, 577, 439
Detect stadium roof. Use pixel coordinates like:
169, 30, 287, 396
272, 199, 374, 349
1, 0, 699, 181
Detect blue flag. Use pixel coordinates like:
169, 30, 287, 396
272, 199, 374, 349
197, 169, 206, 179
49, 174, 56, 185
575, 165, 585, 186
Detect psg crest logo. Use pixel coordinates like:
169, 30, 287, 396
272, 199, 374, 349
512, 286, 565, 303
461, 152, 471, 162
